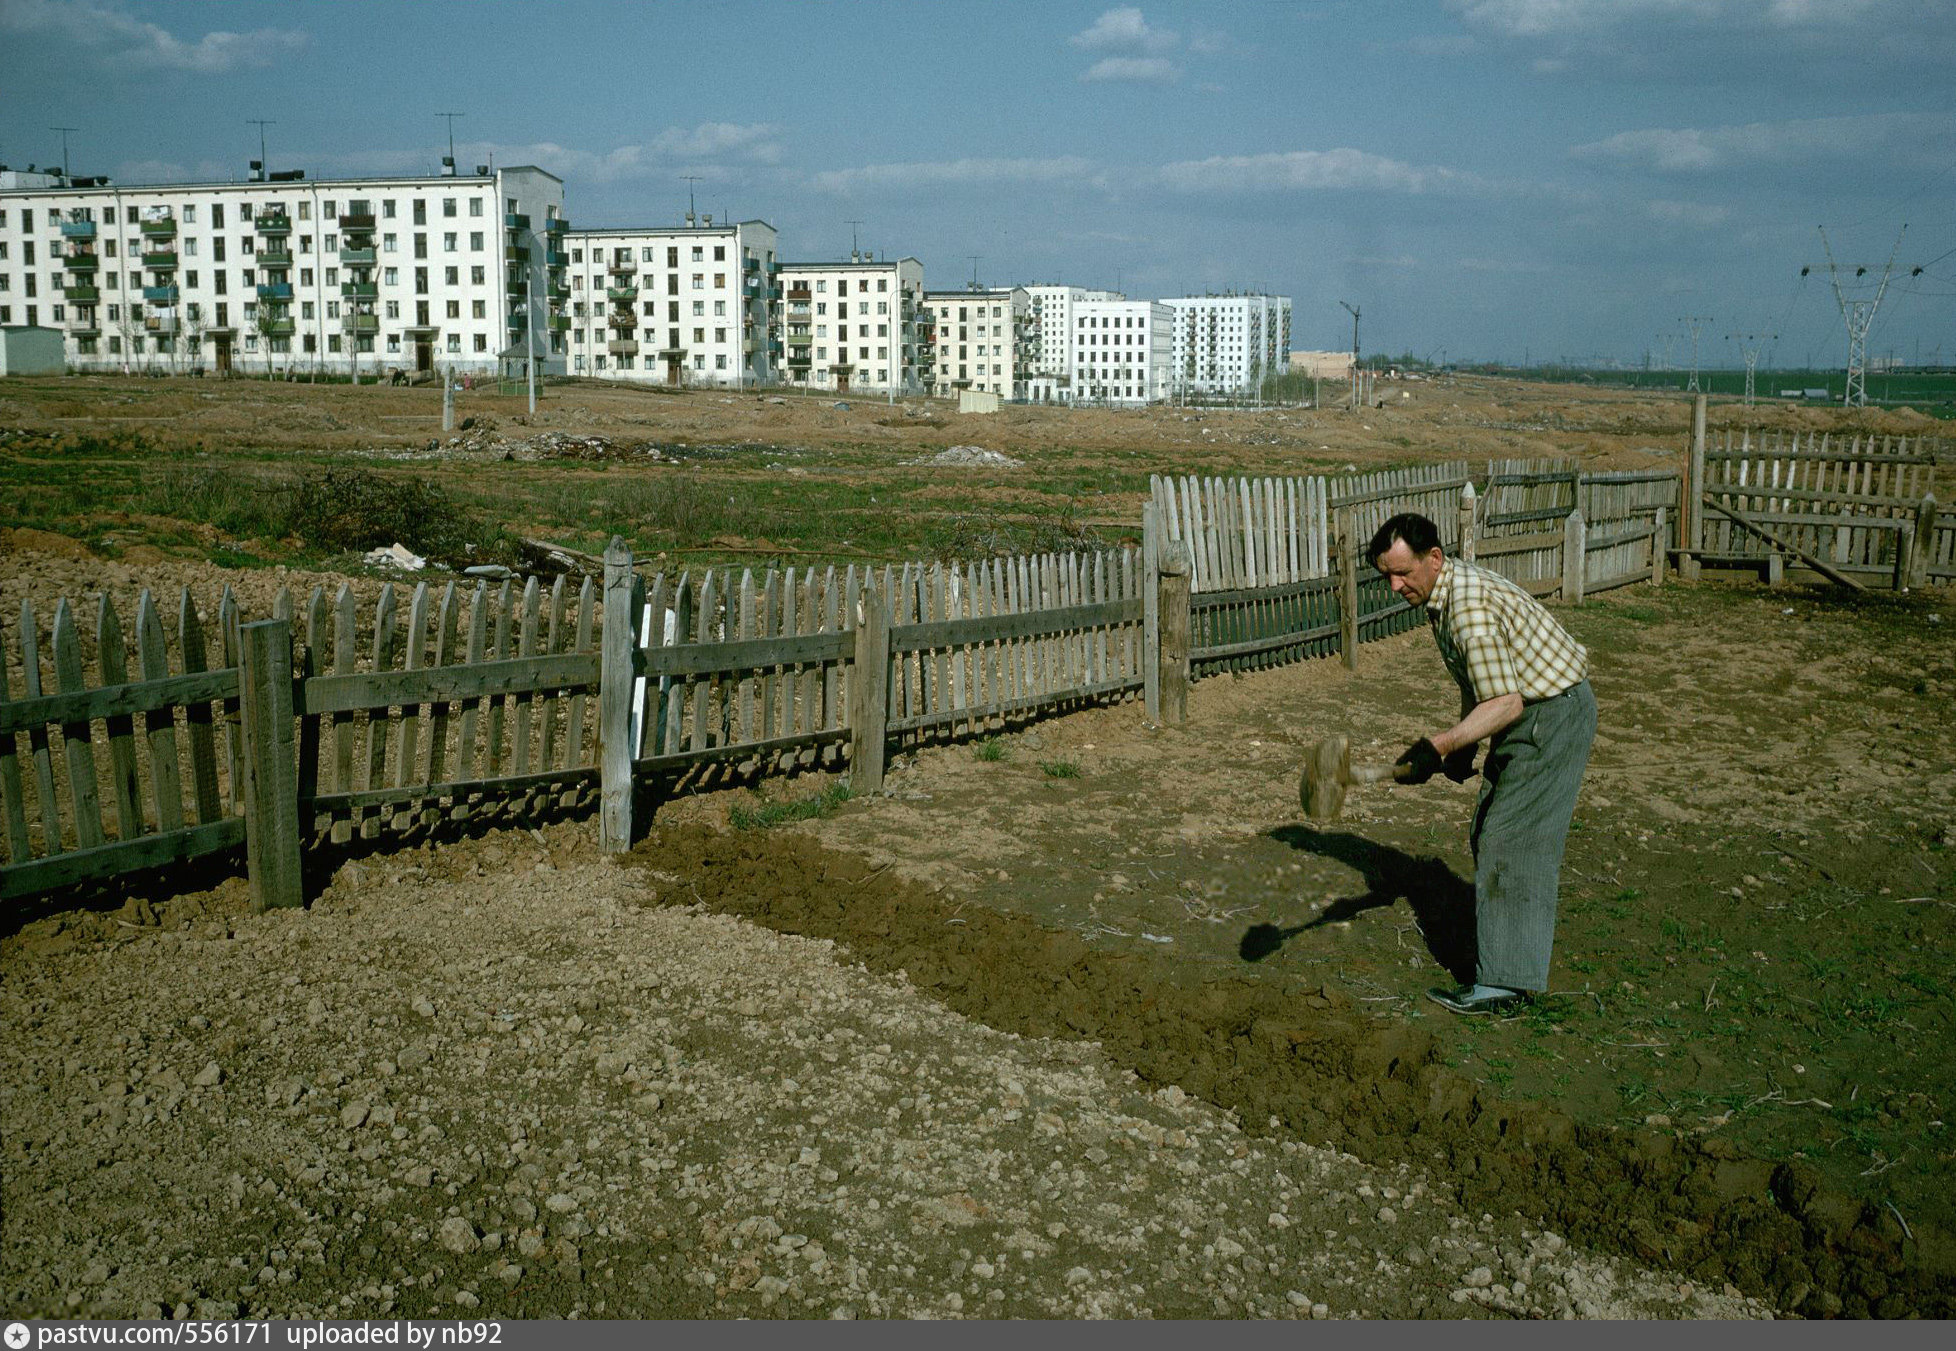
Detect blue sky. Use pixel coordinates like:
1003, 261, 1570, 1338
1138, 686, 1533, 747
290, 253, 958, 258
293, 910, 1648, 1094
3, 0, 1952, 368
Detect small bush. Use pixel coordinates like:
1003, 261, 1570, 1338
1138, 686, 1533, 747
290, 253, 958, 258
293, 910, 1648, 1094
972, 738, 1008, 763
288, 468, 486, 561
1039, 759, 1082, 779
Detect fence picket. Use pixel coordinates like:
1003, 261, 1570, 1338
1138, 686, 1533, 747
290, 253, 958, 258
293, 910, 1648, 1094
362, 585, 397, 839
484, 582, 513, 776
135, 591, 186, 836
456, 581, 489, 784
329, 586, 358, 839
20, 603, 65, 855
395, 583, 430, 799
52, 600, 106, 850
220, 588, 245, 817
0, 628, 31, 863
513, 579, 541, 776
426, 583, 461, 796
178, 591, 223, 825
95, 596, 145, 842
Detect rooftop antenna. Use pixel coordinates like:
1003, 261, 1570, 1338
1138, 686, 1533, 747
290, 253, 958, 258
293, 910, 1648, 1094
968, 254, 982, 287
845, 219, 864, 260
1813, 224, 1909, 408
436, 111, 463, 163
1677, 315, 1712, 392
683, 176, 703, 223
1726, 331, 1776, 406
49, 125, 76, 179
247, 119, 275, 172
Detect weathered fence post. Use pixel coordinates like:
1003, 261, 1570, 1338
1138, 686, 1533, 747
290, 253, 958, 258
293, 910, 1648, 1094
598, 536, 635, 854
1157, 542, 1191, 725
1766, 552, 1785, 588
848, 582, 890, 795
1650, 506, 1667, 586
442, 367, 455, 432
1337, 515, 1359, 670
1908, 494, 1937, 590
238, 618, 302, 911
1681, 395, 1707, 581
1457, 482, 1477, 563
1142, 500, 1162, 722
1562, 508, 1587, 603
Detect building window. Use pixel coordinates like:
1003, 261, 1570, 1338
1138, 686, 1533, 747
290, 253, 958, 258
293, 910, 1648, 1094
444, 233, 457, 252
470, 198, 483, 217
470, 231, 483, 251
474, 333, 487, 352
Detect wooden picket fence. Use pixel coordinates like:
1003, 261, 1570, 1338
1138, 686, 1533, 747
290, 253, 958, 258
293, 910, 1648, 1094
1678, 413, 1949, 589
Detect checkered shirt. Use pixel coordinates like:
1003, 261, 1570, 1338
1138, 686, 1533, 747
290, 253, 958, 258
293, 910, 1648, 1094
1424, 557, 1588, 704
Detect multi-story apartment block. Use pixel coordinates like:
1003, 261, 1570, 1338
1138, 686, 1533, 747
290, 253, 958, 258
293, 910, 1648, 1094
0, 161, 565, 377
1022, 283, 1123, 402
776, 254, 924, 394
919, 285, 1029, 399
1163, 293, 1293, 398
564, 216, 778, 386
1071, 299, 1173, 406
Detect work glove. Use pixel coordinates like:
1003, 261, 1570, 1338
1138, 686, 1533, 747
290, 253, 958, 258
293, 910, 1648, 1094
1395, 738, 1443, 785
1442, 745, 1477, 783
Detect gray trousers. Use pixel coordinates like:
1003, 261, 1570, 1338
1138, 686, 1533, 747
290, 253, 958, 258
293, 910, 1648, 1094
1470, 680, 1595, 992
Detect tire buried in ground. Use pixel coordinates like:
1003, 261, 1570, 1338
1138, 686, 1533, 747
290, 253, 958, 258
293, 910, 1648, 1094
629, 823, 1956, 1319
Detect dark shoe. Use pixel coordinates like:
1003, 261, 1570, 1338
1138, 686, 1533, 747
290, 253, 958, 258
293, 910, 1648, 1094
1426, 984, 1529, 1016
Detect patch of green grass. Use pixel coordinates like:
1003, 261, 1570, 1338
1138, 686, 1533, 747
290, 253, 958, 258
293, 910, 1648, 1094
1039, 759, 1082, 779
972, 738, 1008, 763
728, 781, 855, 831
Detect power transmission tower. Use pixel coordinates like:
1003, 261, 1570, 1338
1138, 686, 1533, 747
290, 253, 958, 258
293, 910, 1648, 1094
1678, 315, 1712, 392
1816, 225, 1906, 408
1726, 331, 1775, 406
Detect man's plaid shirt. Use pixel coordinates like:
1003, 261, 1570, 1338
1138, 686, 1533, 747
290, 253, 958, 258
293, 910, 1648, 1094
1424, 557, 1588, 704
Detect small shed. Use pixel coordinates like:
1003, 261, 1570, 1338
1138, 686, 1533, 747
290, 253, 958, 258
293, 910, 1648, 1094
0, 326, 65, 376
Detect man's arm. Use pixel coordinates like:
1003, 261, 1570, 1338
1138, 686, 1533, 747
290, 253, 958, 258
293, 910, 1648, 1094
1430, 693, 1524, 757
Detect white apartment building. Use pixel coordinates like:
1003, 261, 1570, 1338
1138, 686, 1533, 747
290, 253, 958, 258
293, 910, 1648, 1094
565, 216, 777, 387
1072, 299, 1173, 405
1022, 283, 1123, 402
777, 254, 924, 394
1163, 292, 1293, 398
0, 161, 565, 377
919, 286, 1029, 399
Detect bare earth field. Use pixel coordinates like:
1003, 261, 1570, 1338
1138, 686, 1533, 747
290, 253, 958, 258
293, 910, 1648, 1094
2, 375, 1952, 1319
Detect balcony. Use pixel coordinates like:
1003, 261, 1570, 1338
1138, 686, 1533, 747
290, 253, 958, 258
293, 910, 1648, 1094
546, 250, 569, 269
608, 339, 639, 356
787, 353, 813, 368
786, 287, 812, 302
139, 218, 177, 238
60, 220, 96, 239
68, 315, 100, 335
607, 311, 636, 330
607, 258, 637, 276
145, 315, 180, 335
347, 314, 378, 334
142, 285, 179, 304
255, 214, 291, 236
504, 245, 529, 263
605, 285, 638, 303
65, 285, 100, 305
142, 251, 178, 270
260, 318, 295, 337
786, 332, 813, 346
341, 281, 378, 300
62, 252, 99, 272
544, 217, 568, 234
549, 316, 571, 333
548, 285, 570, 303
256, 247, 292, 268
338, 212, 376, 231
339, 247, 376, 266
504, 212, 530, 230
256, 283, 293, 301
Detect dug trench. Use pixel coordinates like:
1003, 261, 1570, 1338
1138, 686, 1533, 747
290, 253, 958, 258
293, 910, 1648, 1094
628, 822, 1955, 1318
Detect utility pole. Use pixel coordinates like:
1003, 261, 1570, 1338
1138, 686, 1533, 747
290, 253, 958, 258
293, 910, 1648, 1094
1339, 301, 1360, 410
436, 112, 464, 164
1678, 316, 1712, 392
1815, 225, 1908, 408
1727, 331, 1775, 406
247, 119, 275, 171
50, 126, 76, 179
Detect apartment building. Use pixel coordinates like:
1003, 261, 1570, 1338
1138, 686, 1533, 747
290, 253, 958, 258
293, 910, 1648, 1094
1071, 299, 1173, 405
1022, 283, 1123, 402
0, 161, 565, 376
776, 253, 924, 394
1163, 292, 1293, 398
919, 285, 1029, 399
564, 216, 777, 386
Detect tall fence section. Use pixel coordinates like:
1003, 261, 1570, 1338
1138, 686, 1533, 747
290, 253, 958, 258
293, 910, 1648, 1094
5, 417, 1948, 906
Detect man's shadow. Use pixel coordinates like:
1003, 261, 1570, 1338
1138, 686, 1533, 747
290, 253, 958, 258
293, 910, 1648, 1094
1243, 825, 1476, 984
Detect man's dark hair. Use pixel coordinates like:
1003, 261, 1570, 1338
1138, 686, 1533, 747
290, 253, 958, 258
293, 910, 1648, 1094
1367, 512, 1443, 566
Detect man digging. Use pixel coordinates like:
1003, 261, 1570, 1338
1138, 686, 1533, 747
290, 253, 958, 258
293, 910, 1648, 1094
1369, 512, 1596, 1015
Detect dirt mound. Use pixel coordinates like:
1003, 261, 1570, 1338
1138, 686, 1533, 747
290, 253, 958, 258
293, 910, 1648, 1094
630, 823, 1955, 1318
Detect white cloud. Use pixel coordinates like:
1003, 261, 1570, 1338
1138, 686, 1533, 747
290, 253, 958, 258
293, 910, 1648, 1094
809, 156, 1100, 195
1081, 56, 1180, 83
1155, 148, 1476, 195
1448, 0, 1885, 38
1569, 113, 1928, 172
1070, 7, 1177, 53
0, 0, 308, 72
1644, 199, 1731, 227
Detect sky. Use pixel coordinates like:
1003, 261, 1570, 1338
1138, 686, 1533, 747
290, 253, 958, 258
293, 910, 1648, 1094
3, 0, 1952, 369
